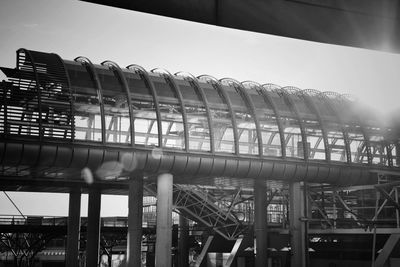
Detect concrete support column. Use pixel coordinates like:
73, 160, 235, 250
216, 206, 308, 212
155, 173, 173, 267
66, 189, 81, 267
126, 174, 144, 267
178, 215, 189, 267
86, 188, 102, 267
289, 182, 306, 267
254, 178, 268, 267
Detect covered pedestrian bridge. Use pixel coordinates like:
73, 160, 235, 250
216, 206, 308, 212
1, 49, 400, 266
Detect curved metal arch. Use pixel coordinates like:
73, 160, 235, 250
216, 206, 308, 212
243, 81, 286, 158
17, 49, 43, 141
302, 88, 322, 96
254, 83, 287, 159
175, 71, 215, 153
338, 96, 372, 164
220, 78, 263, 157
385, 136, 394, 167
276, 86, 309, 160
75, 56, 106, 144
151, 68, 189, 151
126, 64, 162, 147
318, 92, 353, 163
263, 83, 282, 91
101, 60, 135, 146
283, 86, 302, 96
301, 89, 331, 161
198, 75, 239, 155
52, 52, 75, 142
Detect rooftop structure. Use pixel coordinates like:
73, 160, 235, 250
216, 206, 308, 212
0, 49, 399, 189
1, 49, 400, 267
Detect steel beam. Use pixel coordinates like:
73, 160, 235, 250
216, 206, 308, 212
178, 215, 189, 267
374, 234, 400, 267
66, 189, 81, 267
225, 235, 244, 267
194, 235, 214, 267
86, 188, 102, 267
254, 178, 268, 267
126, 175, 144, 267
155, 173, 173, 267
289, 182, 306, 267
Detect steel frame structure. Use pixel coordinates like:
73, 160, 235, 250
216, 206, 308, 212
0, 49, 399, 188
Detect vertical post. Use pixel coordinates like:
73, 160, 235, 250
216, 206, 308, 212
66, 189, 81, 267
289, 182, 306, 267
396, 187, 399, 228
332, 190, 337, 229
254, 178, 268, 267
178, 215, 189, 267
127, 174, 144, 267
303, 182, 310, 267
86, 188, 102, 267
155, 173, 173, 267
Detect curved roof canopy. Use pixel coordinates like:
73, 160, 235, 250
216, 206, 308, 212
0, 49, 399, 186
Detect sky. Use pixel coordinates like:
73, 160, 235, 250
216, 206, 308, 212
0, 0, 400, 217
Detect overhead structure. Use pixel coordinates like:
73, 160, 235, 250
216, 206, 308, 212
81, 0, 400, 54
0, 49, 399, 189
1, 49, 400, 267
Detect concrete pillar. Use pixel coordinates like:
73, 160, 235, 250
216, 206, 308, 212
126, 174, 144, 267
155, 173, 173, 267
254, 178, 268, 267
66, 189, 81, 267
178, 215, 189, 267
289, 182, 306, 267
86, 188, 102, 267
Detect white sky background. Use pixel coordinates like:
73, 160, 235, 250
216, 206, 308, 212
0, 0, 399, 216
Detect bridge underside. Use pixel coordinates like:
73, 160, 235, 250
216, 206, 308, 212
82, 0, 400, 54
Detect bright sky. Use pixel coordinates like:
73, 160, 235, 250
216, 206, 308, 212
0, 0, 399, 217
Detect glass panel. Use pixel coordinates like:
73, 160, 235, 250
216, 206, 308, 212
201, 80, 235, 153
251, 91, 282, 157
326, 123, 347, 162
346, 125, 368, 164
68, 63, 102, 142
124, 71, 158, 146
368, 127, 388, 166
304, 120, 325, 160
282, 117, 303, 158
98, 67, 131, 144
177, 80, 210, 151
289, 93, 325, 160
270, 91, 304, 158
224, 84, 258, 155
394, 143, 399, 167
153, 77, 185, 149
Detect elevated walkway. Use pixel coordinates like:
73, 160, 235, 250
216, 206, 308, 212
0, 49, 399, 190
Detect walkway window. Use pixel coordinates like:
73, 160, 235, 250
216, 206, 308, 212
250, 89, 282, 157
289, 91, 325, 160
346, 125, 368, 164
310, 94, 347, 162
98, 67, 131, 144
367, 127, 389, 166
201, 80, 235, 153
393, 143, 399, 167
271, 91, 304, 158
177, 78, 211, 151
125, 72, 158, 146
223, 82, 258, 155
153, 75, 185, 149
67, 62, 102, 142
326, 123, 347, 162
